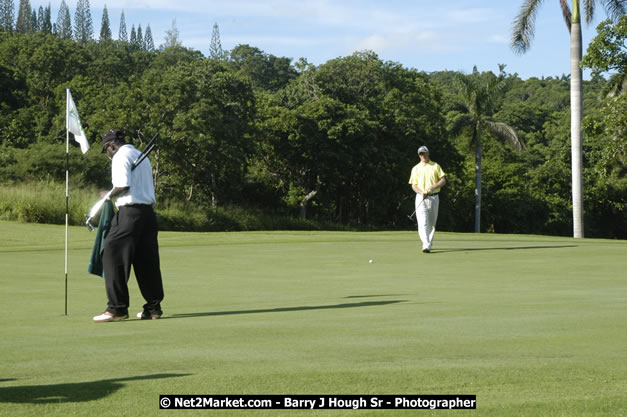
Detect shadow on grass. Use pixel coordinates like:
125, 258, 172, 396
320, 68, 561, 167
0, 373, 190, 404
168, 300, 407, 320
431, 245, 577, 254
0, 379, 16, 383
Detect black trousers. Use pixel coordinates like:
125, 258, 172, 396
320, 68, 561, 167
103, 205, 164, 316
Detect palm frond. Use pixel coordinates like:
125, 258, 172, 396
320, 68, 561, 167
601, 0, 627, 22
454, 72, 480, 112
486, 76, 507, 97
481, 74, 507, 115
511, 0, 545, 54
583, 0, 596, 24
447, 113, 475, 139
560, 0, 573, 30
604, 73, 627, 97
484, 120, 524, 151
454, 72, 474, 97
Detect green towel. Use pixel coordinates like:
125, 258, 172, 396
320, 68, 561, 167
87, 200, 115, 278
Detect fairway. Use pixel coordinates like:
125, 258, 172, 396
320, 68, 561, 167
0, 222, 626, 417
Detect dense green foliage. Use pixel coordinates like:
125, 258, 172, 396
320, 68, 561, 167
0, 26, 624, 237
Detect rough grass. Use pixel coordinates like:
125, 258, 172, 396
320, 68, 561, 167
0, 182, 358, 232
0, 222, 626, 416
0, 181, 97, 225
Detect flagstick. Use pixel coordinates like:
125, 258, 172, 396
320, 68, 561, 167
65, 88, 69, 316
64, 88, 90, 315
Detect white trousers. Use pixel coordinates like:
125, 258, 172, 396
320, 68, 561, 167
416, 194, 439, 250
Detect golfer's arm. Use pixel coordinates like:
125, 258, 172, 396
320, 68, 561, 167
411, 184, 423, 194
108, 186, 130, 199
425, 177, 446, 194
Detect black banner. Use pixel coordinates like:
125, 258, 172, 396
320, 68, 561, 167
159, 395, 476, 410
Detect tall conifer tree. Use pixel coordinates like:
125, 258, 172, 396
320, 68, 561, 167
209, 22, 223, 59
30, 8, 36, 31
42, 4, 52, 33
56, 0, 72, 39
15, 0, 31, 33
163, 18, 181, 48
136, 23, 143, 49
74, 0, 93, 43
0, 0, 15, 32
99, 4, 111, 41
118, 10, 127, 41
129, 23, 136, 46
36, 5, 43, 31
144, 24, 154, 50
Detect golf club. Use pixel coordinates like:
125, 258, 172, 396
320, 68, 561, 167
84, 189, 112, 232
84, 132, 159, 231
407, 195, 428, 221
131, 132, 159, 171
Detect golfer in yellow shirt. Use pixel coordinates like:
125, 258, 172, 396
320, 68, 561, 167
409, 146, 446, 253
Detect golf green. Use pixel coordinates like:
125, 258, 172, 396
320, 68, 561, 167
1, 221, 625, 416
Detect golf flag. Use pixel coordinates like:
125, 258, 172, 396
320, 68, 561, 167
67, 89, 89, 154
64, 89, 90, 315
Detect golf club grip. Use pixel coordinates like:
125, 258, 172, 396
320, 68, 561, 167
131, 132, 159, 171
131, 143, 155, 170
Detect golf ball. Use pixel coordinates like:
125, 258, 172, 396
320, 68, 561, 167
369, 259, 373, 263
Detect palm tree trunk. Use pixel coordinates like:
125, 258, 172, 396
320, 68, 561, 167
570, 2, 584, 238
474, 130, 482, 233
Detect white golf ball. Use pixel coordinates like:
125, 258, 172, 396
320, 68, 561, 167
369, 259, 373, 263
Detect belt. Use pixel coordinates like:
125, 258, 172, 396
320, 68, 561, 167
120, 204, 153, 208
427, 192, 439, 196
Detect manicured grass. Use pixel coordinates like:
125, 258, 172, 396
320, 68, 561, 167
0, 221, 626, 416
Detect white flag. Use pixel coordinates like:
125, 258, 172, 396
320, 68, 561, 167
67, 89, 89, 154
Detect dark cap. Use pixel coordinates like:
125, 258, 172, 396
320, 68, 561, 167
101, 129, 124, 153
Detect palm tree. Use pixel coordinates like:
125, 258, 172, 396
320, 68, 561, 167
512, 0, 626, 238
449, 66, 523, 233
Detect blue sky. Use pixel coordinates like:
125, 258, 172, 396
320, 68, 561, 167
29, 0, 611, 79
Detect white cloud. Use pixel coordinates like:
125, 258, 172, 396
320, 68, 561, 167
355, 34, 387, 51
352, 30, 442, 56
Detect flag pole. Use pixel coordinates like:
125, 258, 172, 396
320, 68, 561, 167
65, 89, 90, 316
65, 88, 70, 316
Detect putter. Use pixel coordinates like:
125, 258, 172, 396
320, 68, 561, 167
407, 195, 428, 221
84, 132, 159, 231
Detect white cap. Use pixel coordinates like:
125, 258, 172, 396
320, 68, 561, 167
417, 146, 429, 154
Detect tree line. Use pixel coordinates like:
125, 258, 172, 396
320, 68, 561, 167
0, 16, 625, 239
0, 0, 155, 49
